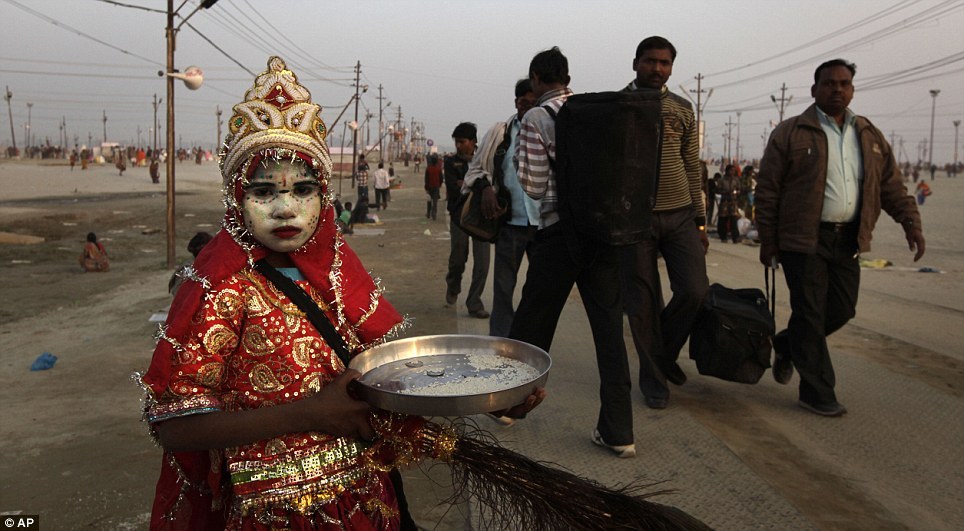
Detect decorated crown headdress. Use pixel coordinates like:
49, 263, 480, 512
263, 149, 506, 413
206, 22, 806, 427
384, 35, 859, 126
218, 56, 334, 249
219, 56, 332, 185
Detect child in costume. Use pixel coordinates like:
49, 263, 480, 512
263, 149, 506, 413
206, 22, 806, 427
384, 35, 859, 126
139, 56, 459, 530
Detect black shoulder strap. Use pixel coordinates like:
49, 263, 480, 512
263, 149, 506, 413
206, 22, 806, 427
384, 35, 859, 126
542, 105, 558, 172
254, 259, 352, 367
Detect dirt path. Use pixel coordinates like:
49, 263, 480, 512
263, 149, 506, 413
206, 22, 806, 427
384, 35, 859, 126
1, 160, 961, 529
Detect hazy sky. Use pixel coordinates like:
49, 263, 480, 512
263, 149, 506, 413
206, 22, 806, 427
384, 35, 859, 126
2, 0, 962, 164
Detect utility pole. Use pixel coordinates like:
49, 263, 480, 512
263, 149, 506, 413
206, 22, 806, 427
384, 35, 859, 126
680, 73, 713, 159
365, 111, 374, 148
395, 106, 403, 161
724, 115, 735, 162
735, 111, 742, 164
4, 86, 16, 153
351, 60, 361, 188
928, 89, 940, 170
26, 102, 33, 150
60, 116, 66, 151
153, 93, 162, 153
216, 105, 223, 153
377, 84, 388, 162
137, 125, 142, 150
954, 120, 961, 174
102, 110, 108, 144
770, 83, 792, 123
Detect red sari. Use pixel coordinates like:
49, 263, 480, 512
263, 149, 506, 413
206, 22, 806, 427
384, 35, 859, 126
141, 150, 408, 530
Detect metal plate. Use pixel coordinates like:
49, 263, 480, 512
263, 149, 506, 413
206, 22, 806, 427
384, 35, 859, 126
349, 335, 550, 416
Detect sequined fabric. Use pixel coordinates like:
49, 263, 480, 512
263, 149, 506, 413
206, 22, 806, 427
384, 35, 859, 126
148, 269, 399, 529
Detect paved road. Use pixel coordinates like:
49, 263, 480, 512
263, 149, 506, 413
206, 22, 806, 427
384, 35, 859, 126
409, 175, 963, 530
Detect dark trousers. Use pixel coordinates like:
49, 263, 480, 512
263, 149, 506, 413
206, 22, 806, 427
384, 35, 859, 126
717, 215, 740, 242
374, 188, 389, 210
357, 185, 369, 203
446, 217, 490, 313
620, 209, 708, 400
426, 189, 440, 220
779, 225, 860, 405
490, 223, 537, 337
509, 221, 632, 445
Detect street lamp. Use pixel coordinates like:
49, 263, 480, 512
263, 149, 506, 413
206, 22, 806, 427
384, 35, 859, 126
161, 0, 219, 268
928, 89, 940, 171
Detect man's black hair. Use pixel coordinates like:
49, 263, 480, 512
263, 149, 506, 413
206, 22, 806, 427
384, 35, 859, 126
187, 231, 213, 257
451, 122, 477, 142
635, 36, 677, 61
529, 47, 569, 85
514, 78, 533, 98
814, 59, 856, 84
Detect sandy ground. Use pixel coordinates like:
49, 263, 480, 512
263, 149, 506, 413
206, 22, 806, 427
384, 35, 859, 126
0, 158, 961, 529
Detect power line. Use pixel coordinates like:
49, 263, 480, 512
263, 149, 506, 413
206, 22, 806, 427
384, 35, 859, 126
860, 51, 964, 90
182, 21, 256, 76
704, 0, 920, 78
236, 0, 352, 74
2, 0, 162, 66
708, 0, 963, 90
200, 2, 350, 85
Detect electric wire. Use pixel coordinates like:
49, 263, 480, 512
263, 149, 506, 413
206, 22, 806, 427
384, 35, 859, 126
2, 0, 162, 67
707, 0, 963, 90
704, 0, 921, 78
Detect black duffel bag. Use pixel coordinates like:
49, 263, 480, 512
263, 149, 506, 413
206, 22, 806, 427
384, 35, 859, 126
689, 270, 776, 384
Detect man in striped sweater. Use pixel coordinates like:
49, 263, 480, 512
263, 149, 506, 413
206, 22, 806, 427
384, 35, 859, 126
620, 36, 710, 410
509, 47, 637, 458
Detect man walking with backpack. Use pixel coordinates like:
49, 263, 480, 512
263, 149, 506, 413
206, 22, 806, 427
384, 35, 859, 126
508, 47, 636, 458
463, 78, 538, 338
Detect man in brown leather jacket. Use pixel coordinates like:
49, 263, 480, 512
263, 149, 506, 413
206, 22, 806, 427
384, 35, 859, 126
755, 59, 925, 417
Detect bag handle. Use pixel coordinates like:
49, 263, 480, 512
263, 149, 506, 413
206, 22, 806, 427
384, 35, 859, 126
764, 264, 777, 322
254, 259, 353, 368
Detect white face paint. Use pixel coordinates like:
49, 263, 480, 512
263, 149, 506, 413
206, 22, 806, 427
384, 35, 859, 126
241, 159, 322, 254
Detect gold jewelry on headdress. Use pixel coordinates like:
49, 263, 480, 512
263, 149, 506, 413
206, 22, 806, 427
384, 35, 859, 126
218, 56, 334, 251
219, 56, 332, 186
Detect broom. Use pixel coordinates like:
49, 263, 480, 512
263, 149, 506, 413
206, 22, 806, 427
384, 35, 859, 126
366, 414, 712, 531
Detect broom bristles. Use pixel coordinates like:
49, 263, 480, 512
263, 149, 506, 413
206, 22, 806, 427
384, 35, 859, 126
442, 426, 712, 531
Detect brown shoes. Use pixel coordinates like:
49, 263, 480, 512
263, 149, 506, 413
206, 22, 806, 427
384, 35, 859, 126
469, 309, 490, 319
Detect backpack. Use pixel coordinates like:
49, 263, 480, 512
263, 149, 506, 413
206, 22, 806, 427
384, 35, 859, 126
549, 90, 663, 245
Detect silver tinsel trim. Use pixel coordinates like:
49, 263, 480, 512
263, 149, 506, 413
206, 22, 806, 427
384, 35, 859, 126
154, 324, 185, 352
178, 265, 211, 290
130, 371, 162, 444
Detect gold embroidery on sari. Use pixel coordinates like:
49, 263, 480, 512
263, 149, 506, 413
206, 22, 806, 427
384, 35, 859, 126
249, 363, 283, 392
203, 324, 239, 356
